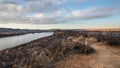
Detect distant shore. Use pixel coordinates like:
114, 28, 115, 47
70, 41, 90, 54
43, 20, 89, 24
0, 28, 120, 38
0, 28, 50, 38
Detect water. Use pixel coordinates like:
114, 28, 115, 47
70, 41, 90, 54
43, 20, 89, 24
0, 32, 53, 51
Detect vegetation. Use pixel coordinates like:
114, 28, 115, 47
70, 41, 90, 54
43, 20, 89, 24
0, 31, 95, 68
0, 30, 120, 68
75, 31, 120, 46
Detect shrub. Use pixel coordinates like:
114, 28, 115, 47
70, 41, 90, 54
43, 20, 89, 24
73, 43, 95, 54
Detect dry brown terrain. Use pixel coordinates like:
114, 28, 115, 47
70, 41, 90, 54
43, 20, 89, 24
56, 38, 120, 68
85, 28, 120, 31
0, 31, 120, 68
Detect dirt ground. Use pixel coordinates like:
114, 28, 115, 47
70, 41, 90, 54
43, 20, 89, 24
56, 42, 120, 68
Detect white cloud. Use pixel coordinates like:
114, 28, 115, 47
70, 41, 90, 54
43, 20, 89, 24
33, 13, 45, 18
0, 4, 23, 12
0, 3, 25, 23
25, 0, 54, 12
71, 7, 120, 20
0, 0, 19, 4
0, 0, 120, 24
25, 13, 67, 24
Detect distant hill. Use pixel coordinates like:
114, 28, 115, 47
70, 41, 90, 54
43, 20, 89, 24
0, 28, 53, 37
0, 28, 40, 33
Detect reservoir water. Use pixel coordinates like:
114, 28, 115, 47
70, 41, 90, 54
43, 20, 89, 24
0, 32, 53, 51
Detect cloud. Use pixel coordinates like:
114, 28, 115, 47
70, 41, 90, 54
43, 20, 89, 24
0, 3, 25, 23
25, 0, 54, 12
24, 0, 86, 13
0, 0, 120, 24
71, 7, 120, 20
24, 0, 40, 1
25, 12, 67, 24
0, 0, 19, 4
33, 13, 45, 18
0, 4, 23, 12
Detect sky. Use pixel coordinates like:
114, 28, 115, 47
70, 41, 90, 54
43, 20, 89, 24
0, 0, 120, 29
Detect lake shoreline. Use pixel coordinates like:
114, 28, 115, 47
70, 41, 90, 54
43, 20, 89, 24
0, 28, 52, 38
0, 32, 43, 38
0, 32, 54, 51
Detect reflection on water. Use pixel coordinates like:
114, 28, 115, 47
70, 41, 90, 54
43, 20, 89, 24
0, 32, 53, 51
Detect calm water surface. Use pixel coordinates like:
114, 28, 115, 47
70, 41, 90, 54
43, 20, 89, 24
0, 32, 53, 51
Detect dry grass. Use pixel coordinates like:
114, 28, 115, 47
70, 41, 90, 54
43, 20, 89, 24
0, 31, 95, 68
0, 31, 120, 68
55, 42, 120, 68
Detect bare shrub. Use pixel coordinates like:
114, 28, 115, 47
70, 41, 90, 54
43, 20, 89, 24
0, 31, 96, 68
48, 38, 95, 62
94, 32, 120, 46
73, 43, 95, 54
